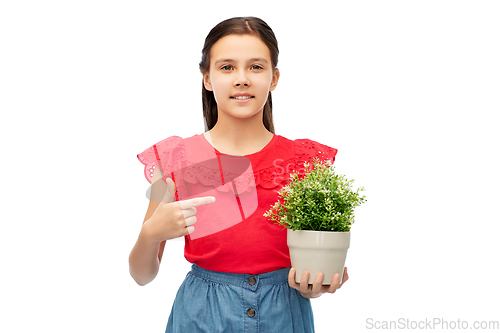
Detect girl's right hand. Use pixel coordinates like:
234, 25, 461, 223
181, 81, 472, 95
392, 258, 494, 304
142, 177, 216, 243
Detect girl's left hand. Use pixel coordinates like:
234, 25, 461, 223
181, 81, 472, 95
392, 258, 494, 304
288, 267, 349, 299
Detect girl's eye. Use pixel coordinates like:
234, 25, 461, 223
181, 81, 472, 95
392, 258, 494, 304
221, 64, 262, 71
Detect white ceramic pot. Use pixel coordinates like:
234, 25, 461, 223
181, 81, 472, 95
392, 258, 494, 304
287, 229, 350, 285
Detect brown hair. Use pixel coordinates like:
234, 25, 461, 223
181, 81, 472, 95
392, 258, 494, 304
199, 17, 279, 133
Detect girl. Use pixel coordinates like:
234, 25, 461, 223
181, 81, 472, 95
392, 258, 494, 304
129, 16, 349, 332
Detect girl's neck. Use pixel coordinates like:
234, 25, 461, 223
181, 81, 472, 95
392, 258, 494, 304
204, 126, 274, 156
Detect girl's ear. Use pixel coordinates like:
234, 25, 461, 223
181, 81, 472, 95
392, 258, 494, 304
269, 68, 280, 92
203, 73, 213, 91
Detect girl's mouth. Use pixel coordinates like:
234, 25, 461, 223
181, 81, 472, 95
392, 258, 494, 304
230, 95, 254, 103
230, 96, 254, 100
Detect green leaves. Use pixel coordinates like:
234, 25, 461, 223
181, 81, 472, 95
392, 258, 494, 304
263, 157, 367, 232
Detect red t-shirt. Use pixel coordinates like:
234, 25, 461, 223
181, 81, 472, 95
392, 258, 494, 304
137, 133, 338, 275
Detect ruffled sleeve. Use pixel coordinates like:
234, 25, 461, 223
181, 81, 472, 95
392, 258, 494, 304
136, 135, 184, 184
292, 138, 338, 178
247, 138, 339, 189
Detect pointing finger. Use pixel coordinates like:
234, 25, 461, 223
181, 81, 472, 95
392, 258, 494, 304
180, 196, 216, 209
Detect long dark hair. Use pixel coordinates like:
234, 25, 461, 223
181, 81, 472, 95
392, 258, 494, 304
199, 17, 279, 133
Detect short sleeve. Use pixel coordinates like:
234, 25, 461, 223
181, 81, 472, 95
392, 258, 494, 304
293, 138, 338, 176
136, 136, 183, 184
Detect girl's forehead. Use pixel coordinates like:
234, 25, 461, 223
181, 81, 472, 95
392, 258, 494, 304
210, 34, 271, 63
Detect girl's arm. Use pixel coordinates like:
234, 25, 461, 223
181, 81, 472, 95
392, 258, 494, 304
129, 165, 215, 286
129, 166, 167, 286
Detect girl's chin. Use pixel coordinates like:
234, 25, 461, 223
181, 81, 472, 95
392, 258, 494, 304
220, 108, 264, 119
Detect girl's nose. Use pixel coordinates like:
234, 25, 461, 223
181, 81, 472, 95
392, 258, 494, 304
234, 70, 250, 87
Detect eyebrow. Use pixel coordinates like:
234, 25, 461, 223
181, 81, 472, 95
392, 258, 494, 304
214, 58, 269, 66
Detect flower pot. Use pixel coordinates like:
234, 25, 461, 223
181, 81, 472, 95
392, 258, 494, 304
287, 229, 350, 285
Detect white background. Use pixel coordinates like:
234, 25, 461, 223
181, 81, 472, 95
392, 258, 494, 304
1, 0, 499, 332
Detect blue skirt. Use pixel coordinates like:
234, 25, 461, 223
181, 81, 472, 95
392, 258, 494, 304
166, 263, 315, 333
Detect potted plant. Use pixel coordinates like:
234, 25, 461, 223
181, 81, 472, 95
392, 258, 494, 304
264, 157, 366, 284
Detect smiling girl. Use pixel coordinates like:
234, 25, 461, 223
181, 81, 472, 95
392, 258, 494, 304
129, 17, 348, 332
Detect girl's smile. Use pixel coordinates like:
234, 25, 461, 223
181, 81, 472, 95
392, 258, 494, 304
230, 93, 255, 103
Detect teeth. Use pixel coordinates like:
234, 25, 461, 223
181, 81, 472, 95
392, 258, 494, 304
233, 96, 252, 99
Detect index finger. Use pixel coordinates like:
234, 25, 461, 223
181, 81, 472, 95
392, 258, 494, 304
179, 196, 216, 209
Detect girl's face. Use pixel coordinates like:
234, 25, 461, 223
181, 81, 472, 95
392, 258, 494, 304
203, 34, 279, 120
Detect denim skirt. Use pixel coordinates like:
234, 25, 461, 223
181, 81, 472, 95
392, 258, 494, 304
165, 263, 315, 333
